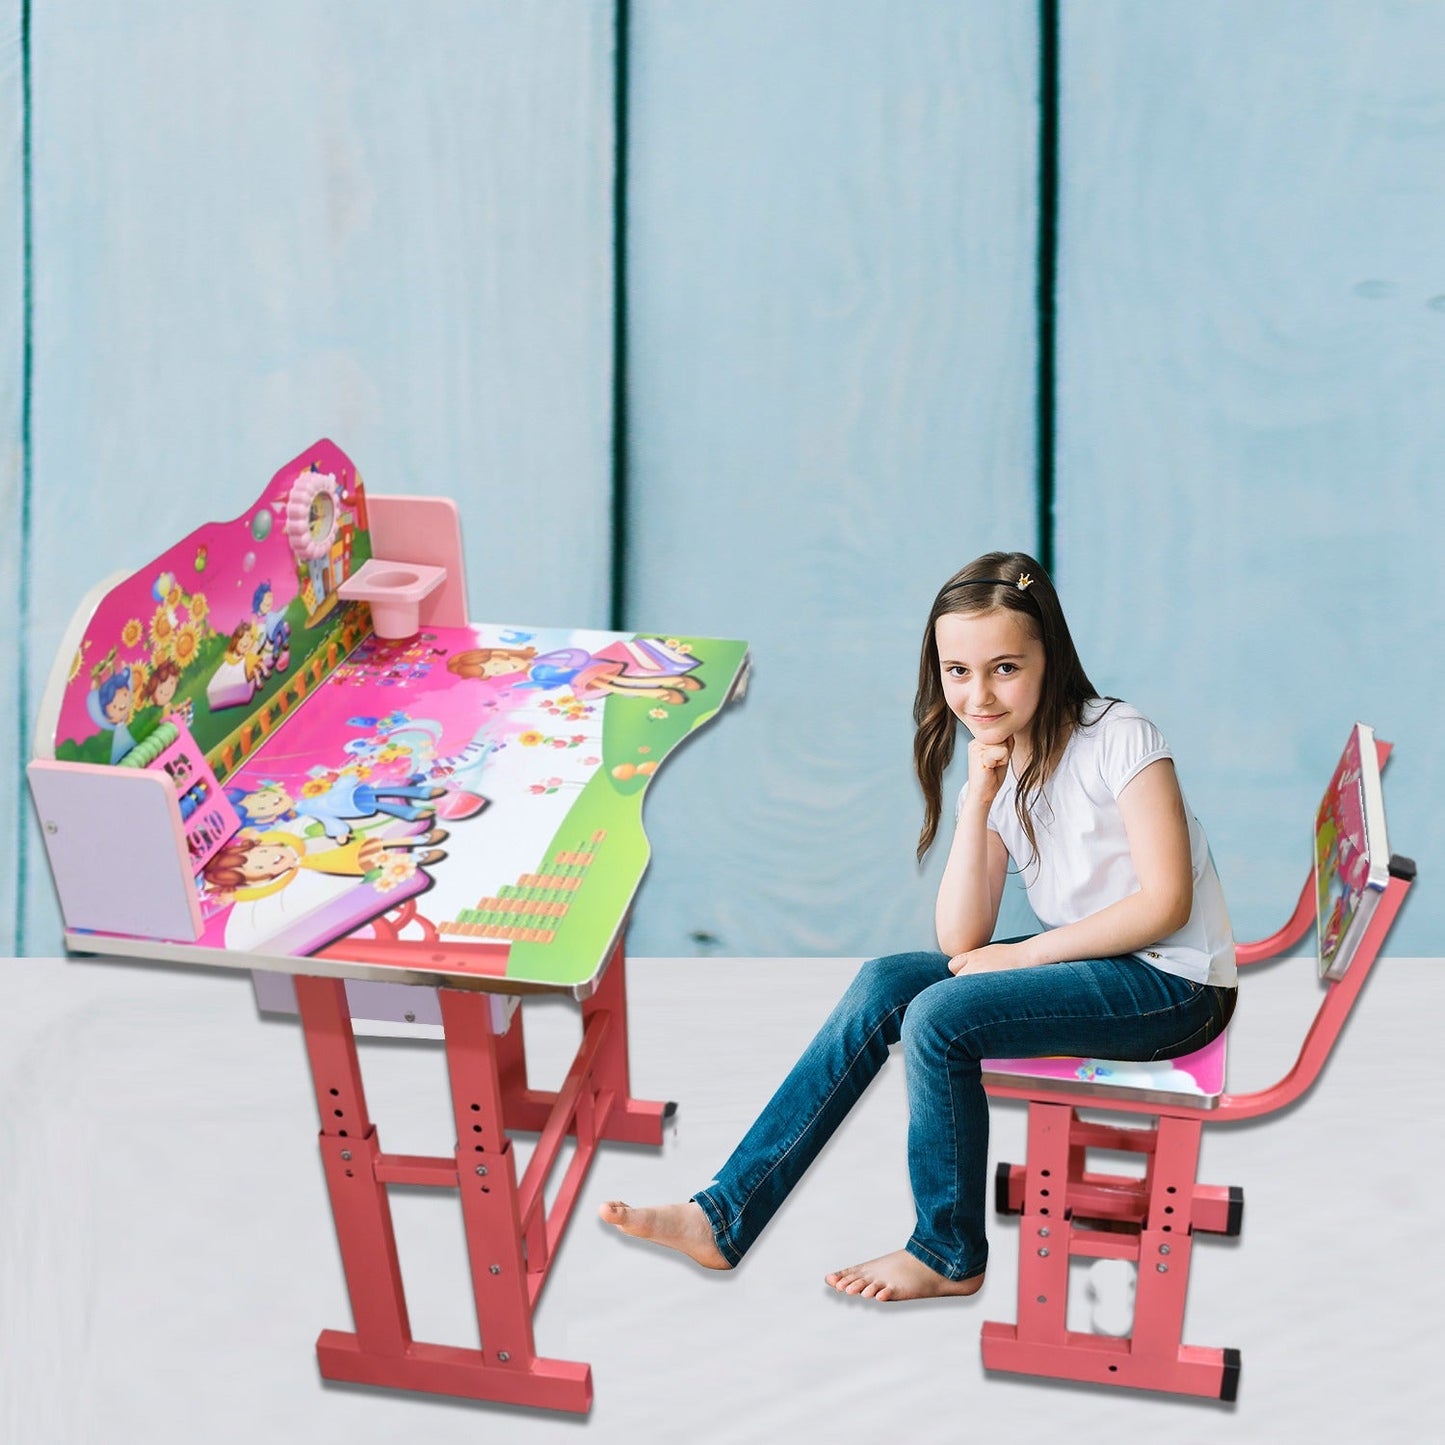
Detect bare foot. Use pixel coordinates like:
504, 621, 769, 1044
597, 1200, 731, 1271
825, 1248, 984, 1302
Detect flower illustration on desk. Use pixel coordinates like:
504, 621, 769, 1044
121, 617, 144, 649
529, 775, 584, 797
370, 851, 420, 892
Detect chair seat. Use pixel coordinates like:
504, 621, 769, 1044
983, 1031, 1227, 1109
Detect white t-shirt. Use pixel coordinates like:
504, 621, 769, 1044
956, 699, 1237, 987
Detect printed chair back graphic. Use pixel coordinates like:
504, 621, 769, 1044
979, 723, 1415, 1401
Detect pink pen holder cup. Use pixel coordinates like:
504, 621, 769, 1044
338, 558, 448, 639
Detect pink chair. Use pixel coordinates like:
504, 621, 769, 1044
979, 724, 1415, 1401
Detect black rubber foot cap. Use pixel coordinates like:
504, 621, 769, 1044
995, 1160, 1017, 1215
1226, 1185, 1244, 1236
1220, 1348, 1241, 1402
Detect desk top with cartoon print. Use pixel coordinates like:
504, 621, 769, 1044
29, 440, 749, 996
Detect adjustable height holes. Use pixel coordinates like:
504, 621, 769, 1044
472, 1103, 492, 1190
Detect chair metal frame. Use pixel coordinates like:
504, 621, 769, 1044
980, 737, 1416, 1401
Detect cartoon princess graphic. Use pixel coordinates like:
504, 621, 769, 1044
200, 827, 448, 907
448, 638, 705, 706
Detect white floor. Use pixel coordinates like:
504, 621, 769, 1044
1, 953, 1440, 1444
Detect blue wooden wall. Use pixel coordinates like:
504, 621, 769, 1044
6, 3, 1440, 958
1053, 0, 1445, 948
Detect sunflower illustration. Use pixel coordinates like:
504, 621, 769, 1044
120, 618, 144, 649
189, 593, 209, 623
171, 622, 201, 669
149, 607, 175, 648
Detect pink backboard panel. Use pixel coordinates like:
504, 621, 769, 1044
51, 439, 371, 776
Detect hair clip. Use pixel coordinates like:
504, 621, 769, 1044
1017, 573, 1034, 591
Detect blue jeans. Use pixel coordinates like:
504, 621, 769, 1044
692, 946, 1235, 1280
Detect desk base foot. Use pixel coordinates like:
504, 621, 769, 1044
316, 1329, 593, 1413
980, 1322, 1238, 1401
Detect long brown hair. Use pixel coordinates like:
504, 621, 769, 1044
913, 551, 1110, 862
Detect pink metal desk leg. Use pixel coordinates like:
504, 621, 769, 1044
295, 975, 412, 1358
581, 939, 674, 1146
438, 988, 592, 1413
294, 975, 592, 1412
500, 938, 673, 1145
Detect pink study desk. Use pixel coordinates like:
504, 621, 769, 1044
26, 440, 750, 1414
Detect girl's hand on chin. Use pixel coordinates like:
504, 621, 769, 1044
965, 734, 1014, 811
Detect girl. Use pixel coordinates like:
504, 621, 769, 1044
600, 552, 1236, 1301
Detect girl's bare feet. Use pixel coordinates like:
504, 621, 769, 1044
825, 1248, 984, 1302
597, 1200, 731, 1271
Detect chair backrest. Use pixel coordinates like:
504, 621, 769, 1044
1314, 722, 1391, 981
